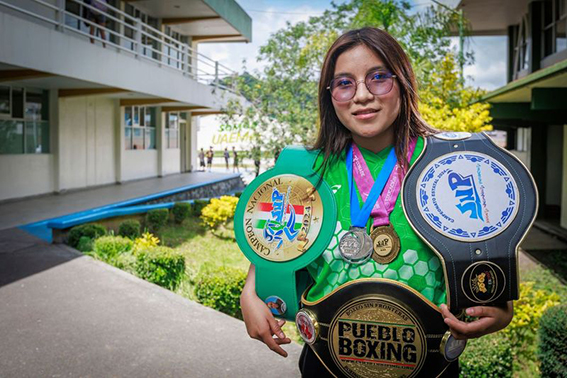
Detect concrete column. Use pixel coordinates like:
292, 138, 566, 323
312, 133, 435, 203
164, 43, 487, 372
189, 114, 199, 172
115, 100, 124, 183
157, 107, 165, 177
561, 124, 567, 229
50, 89, 61, 192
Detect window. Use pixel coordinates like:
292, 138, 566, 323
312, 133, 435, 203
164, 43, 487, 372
124, 106, 156, 150
543, 0, 567, 57
165, 112, 180, 149
0, 87, 49, 154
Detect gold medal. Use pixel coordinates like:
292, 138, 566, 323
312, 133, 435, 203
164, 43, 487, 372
370, 224, 401, 264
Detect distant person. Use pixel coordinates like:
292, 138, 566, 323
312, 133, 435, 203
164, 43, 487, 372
198, 148, 205, 171
206, 147, 214, 172
252, 147, 261, 177
85, 0, 108, 47
232, 146, 239, 173
224, 147, 230, 170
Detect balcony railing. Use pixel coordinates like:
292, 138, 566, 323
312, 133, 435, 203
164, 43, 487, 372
0, 0, 237, 92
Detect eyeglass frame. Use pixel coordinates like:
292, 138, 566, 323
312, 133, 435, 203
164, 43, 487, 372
326, 71, 398, 102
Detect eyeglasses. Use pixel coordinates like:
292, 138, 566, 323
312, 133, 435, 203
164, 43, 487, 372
327, 71, 397, 102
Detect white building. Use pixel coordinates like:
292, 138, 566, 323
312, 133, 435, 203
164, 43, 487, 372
0, 0, 251, 201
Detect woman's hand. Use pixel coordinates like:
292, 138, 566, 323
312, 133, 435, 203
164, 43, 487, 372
241, 265, 291, 357
440, 301, 514, 340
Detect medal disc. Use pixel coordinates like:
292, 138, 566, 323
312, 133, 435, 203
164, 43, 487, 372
371, 225, 401, 264
339, 227, 373, 264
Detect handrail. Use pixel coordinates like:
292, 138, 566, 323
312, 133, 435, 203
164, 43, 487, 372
0, 0, 238, 92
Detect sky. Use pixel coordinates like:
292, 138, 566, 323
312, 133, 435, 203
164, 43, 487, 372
198, 0, 508, 91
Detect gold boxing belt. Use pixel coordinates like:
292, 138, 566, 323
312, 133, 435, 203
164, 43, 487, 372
296, 279, 466, 378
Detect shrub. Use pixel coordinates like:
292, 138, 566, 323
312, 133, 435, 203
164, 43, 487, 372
118, 219, 141, 239
191, 199, 209, 217
93, 235, 133, 260
172, 202, 191, 224
194, 266, 247, 319
538, 304, 567, 377
504, 281, 560, 367
132, 232, 160, 253
77, 236, 94, 252
146, 208, 169, 232
68, 223, 106, 248
200, 196, 239, 230
459, 331, 512, 377
135, 246, 185, 290
234, 192, 243, 198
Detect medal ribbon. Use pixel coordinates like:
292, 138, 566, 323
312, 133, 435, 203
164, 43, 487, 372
346, 144, 397, 229
352, 137, 417, 227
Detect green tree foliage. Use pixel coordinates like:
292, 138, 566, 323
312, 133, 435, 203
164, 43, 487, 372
222, 0, 490, 152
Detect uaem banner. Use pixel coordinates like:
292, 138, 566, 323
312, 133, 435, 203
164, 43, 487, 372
197, 115, 254, 151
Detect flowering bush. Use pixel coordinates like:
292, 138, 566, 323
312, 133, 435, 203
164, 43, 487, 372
200, 196, 239, 230
132, 232, 160, 253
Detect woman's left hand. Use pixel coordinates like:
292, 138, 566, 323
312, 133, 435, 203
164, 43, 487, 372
440, 301, 514, 340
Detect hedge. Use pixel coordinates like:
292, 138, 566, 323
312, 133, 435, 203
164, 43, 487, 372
172, 202, 191, 224
538, 303, 567, 377
118, 219, 141, 240
194, 266, 247, 320
146, 208, 169, 232
459, 331, 512, 377
135, 246, 185, 290
68, 223, 106, 248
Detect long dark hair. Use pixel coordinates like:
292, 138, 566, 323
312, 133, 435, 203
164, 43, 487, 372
311, 27, 436, 175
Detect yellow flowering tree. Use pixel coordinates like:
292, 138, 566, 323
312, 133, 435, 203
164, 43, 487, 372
419, 53, 492, 132
200, 196, 240, 231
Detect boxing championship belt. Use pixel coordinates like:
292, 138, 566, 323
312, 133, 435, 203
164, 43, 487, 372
402, 132, 538, 311
296, 279, 465, 378
234, 146, 337, 320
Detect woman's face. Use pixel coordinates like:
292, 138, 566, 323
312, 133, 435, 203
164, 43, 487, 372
331, 45, 401, 150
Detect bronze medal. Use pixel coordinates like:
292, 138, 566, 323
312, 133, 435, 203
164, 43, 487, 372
371, 224, 401, 264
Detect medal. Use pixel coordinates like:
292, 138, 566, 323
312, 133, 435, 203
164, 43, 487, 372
370, 224, 401, 263
339, 226, 373, 264
342, 143, 399, 264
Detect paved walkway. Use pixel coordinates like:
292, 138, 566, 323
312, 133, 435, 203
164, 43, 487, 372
0, 228, 302, 377
0, 172, 237, 231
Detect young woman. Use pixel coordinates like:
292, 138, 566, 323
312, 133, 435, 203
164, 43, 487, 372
240, 27, 513, 376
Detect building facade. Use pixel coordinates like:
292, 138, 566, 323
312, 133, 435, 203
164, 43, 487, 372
0, 0, 251, 201
458, 0, 567, 229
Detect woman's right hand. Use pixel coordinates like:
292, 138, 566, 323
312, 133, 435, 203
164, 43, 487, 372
240, 264, 292, 357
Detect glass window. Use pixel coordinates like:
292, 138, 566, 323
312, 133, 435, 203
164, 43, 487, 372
125, 127, 132, 149
125, 106, 132, 126
558, 19, 567, 51
0, 120, 24, 154
145, 128, 155, 149
12, 88, 24, 119
133, 106, 139, 126
39, 121, 49, 153
169, 129, 178, 149
0, 86, 10, 116
145, 107, 156, 127
140, 107, 145, 127
25, 91, 48, 121
168, 113, 179, 129
25, 121, 37, 153
132, 127, 143, 150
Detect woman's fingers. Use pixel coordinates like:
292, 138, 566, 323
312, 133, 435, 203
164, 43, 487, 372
269, 316, 286, 339
262, 333, 289, 357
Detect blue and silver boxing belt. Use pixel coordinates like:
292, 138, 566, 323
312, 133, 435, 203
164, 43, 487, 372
403, 132, 538, 311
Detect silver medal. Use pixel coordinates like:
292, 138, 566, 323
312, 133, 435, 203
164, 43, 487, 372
339, 226, 373, 264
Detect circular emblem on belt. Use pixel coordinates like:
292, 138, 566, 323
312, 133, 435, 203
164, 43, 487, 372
433, 131, 472, 141
265, 296, 287, 316
241, 174, 324, 262
328, 296, 427, 378
440, 331, 467, 362
296, 309, 318, 345
416, 151, 519, 242
461, 261, 506, 303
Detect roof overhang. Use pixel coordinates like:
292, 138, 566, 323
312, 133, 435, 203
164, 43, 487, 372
124, 0, 252, 43
451, 0, 530, 36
